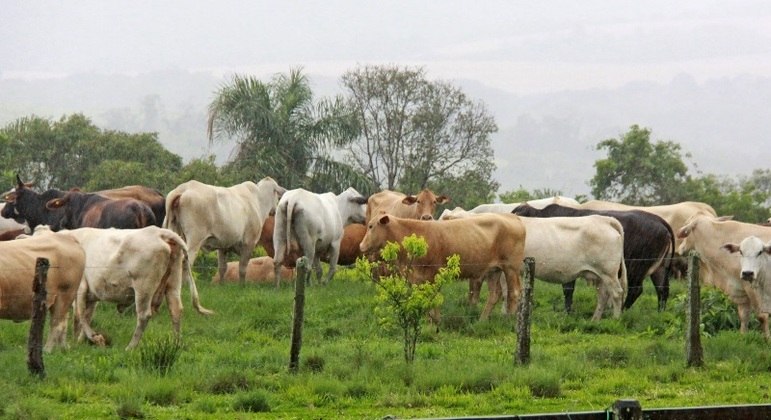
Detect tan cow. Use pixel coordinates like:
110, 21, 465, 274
360, 213, 526, 320
44, 226, 213, 350
212, 256, 295, 284
677, 215, 771, 338
442, 209, 627, 320
163, 177, 285, 284
0, 231, 85, 351
259, 216, 366, 267
366, 189, 449, 221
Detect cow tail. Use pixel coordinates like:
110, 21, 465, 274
167, 231, 214, 315
163, 194, 181, 235
285, 199, 295, 260
610, 219, 628, 299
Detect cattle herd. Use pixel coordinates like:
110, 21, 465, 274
1, 174, 769, 352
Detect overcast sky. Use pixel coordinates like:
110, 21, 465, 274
3, 1, 771, 94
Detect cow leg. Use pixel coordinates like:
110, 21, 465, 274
165, 291, 183, 340
562, 280, 576, 313
44, 295, 68, 352
217, 250, 229, 285
323, 244, 341, 285
623, 273, 644, 310
649, 266, 670, 311
126, 292, 154, 350
479, 273, 503, 320
76, 282, 105, 346
237, 246, 252, 285
503, 266, 522, 316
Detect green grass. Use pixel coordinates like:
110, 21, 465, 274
0, 265, 769, 419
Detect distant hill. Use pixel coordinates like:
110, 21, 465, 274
2, 70, 768, 198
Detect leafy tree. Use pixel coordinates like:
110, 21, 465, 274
684, 174, 770, 222
341, 64, 498, 201
0, 114, 181, 192
173, 155, 233, 188
590, 125, 689, 205
355, 235, 460, 363
207, 68, 370, 192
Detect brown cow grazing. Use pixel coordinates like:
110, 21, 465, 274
678, 215, 771, 338
0, 231, 86, 351
46, 190, 156, 230
259, 215, 366, 267
212, 256, 295, 284
360, 213, 526, 320
366, 189, 449, 221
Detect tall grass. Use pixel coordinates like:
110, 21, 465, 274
0, 267, 768, 419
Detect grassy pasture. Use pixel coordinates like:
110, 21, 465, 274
0, 260, 769, 419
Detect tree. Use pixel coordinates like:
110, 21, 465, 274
590, 125, 689, 205
684, 174, 770, 222
207, 68, 370, 193
498, 187, 566, 204
341, 65, 498, 200
0, 114, 181, 192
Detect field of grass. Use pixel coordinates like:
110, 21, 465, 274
0, 260, 769, 419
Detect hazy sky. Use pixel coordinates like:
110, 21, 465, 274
3, 1, 771, 94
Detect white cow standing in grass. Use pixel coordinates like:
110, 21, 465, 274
36, 225, 214, 350
163, 177, 286, 284
273, 187, 368, 286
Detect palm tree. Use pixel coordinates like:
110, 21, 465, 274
207, 68, 371, 192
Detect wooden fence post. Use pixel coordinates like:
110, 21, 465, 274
686, 250, 704, 367
516, 257, 535, 366
613, 399, 642, 420
28, 257, 49, 378
289, 257, 310, 374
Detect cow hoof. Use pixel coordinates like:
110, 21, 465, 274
91, 334, 107, 347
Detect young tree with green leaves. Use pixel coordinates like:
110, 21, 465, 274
207, 68, 370, 193
356, 234, 460, 363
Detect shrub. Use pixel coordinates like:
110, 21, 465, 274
207, 371, 252, 394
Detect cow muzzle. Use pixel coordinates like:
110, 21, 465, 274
420, 214, 434, 220
741, 271, 755, 282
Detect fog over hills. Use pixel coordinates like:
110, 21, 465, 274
1, 70, 768, 198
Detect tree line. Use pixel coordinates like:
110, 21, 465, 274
1, 65, 768, 222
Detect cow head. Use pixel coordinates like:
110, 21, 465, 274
722, 236, 771, 283
338, 187, 368, 225
360, 214, 391, 254
401, 189, 449, 220
3, 175, 61, 228
45, 192, 80, 230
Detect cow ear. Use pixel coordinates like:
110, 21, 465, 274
350, 196, 368, 205
402, 196, 417, 205
764, 243, 771, 255
676, 226, 691, 239
46, 198, 64, 210
436, 195, 449, 205
4, 192, 15, 202
721, 243, 739, 254
378, 214, 390, 225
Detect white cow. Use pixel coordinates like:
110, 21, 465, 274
467, 196, 580, 215
273, 187, 368, 286
40, 225, 214, 350
163, 177, 286, 284
441, 209, 627, 320
722, 236, 771, 317
677, 215, 771, 338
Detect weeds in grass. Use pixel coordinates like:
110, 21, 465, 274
138, 334, 183, 376
206, 371, 252, 394
232, 390, 272, 413
115, 395, 145, 419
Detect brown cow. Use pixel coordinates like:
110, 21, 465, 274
366, 189, 449, 221
212, 256, 295, 284
259, 216, 366, 267
0, 231, 86, 351
359, 213, 526, 320
46, 190, 156, 230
